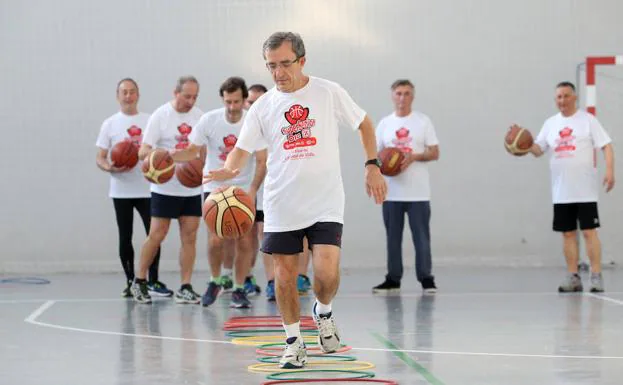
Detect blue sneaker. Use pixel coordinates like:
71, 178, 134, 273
297, 274, 311, 294
202, 281, 222, 307
266, 280, 276, 301
231, 288, 252, 308
244, 275, 261, 296
147, 281, 174, 297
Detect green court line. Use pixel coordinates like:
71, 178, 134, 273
371, 332, 446, 385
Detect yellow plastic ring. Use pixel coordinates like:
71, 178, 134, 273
231, 335, 317, 346
247, 361, 376, 373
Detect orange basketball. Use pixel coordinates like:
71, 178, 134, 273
176, 159, 204, 188
141, 149, 175, 184
378, 147, 405, 176
111, 140, 139, 169
505, 126, 533, 156
203, 186, 256, 239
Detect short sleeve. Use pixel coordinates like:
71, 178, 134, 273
95, 120, 110, 150
333, 83, 366, 131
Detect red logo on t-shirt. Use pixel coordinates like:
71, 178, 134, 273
126, 125, 142, 146
555, 126, 576, 154
175, 123, 192, 149
391, 127, 413, 153
281, 104, 316, 150
218, 134, 237, 161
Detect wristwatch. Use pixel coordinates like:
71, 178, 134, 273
365, 158, 381, 168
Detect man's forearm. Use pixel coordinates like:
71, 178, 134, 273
224, 147, 251, 171
604, 143, 614, 173
358, 115, 379, 160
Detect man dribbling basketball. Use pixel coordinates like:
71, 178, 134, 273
176, 76, 268, 308
95, 78, 171, 298
204, 32, 387, 369
130, 76, 204, 305
244, 83, 313, 301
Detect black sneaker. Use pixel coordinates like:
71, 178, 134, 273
131, 279, 152, 304
202, 281, 222, 307
422, 277, 437, 294
175, 284, 201, 304
372, 277, 400, 293
231, 288, 252, 308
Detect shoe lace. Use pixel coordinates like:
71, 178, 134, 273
316, 315, 336, 337
282, 340, 303, 358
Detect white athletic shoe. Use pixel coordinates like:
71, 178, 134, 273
279, 337, 307, 369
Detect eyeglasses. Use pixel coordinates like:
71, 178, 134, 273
265, 57, 301, 72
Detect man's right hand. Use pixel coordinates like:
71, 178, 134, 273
109, 165, 130, 173
203, 168, 240, 184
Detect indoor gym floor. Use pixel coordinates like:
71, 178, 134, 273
1, 266, 622, 385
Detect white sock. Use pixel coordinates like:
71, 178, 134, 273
283, 321, 301, 340
315, 300, 332, 315
222, 268, 232, 277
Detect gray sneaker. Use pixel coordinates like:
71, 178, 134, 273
589, 273, 605, 293
558, 273, 583, 293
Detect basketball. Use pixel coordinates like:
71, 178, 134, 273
203, 186, 256, 239
110, 140, 139, 169
141, 149, 175, 184
378, 147, 405, 176
176, 158, 204, 188
504, 126, 534, 156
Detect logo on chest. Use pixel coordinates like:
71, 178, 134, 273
175, 123, 192, 149
391, 127, 413, 153
126, 125, 143, 146
218, 134, 238, 161
554, 127, 576, 156
281, 104, 317, 150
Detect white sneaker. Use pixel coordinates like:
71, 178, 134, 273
279, 337, 307, 369
313, 303, 341, 353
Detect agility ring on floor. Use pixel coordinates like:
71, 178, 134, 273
256, 342, 353, 356
232, 335, 318, 346
223, 323, 317, 331
226, 329, 318, 338
262, 379, 398, 384
228, 315, 314, 322
258, 355, 357, 364
264, 369, 378, 381
248, 361, 375, 373
0, 277, 51, 285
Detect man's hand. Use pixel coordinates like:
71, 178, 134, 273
109, 165, 130, 173
604, 169, 615, 192
399, 153, 415, 172
365, 165, 387, 204
203, 168, 240, 184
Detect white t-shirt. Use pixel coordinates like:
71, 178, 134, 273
376, 111, 439, 201
235, 76, 366, 232
189, 108, 262, 193
95, 112, 151, 198
142, 102, 204, 197
535, 110, 611, 203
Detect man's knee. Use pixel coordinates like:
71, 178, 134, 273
582, 229, 598, 241
148, 219, 170, 243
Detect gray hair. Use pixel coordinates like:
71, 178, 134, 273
175, 75, 199, 93
262, 32, 306, 59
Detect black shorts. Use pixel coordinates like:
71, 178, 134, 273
553, 202, 600, 232
262, 222, 343, 255
205, 192, 264, 223
151, 192, 202, 219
